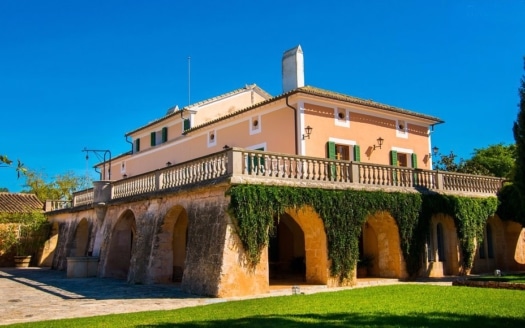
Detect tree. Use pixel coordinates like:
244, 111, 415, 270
22, 169, 91, 202
0, 154, 26, 178
513, 57, 525, 202
434, 144, 515, 178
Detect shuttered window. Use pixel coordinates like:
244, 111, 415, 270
411, 153, 418, 169
183, 119, 191, 131
135, 138, 140, 152
353, 145, 361, 162
162, 127, 168, 143
150, 132, 156, 146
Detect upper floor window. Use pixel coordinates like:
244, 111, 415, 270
396, 120, 408, 139
250, 116, 261, 135
327, 140, 360, 162
150, 127, 168, 147
134, 138, 141, 153
334, 108, 350, 128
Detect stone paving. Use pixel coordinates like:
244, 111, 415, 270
0, 267, 454, 326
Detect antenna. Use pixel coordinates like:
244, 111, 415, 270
188, 56, 191, 106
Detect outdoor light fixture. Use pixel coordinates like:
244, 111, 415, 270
373, 137, 384, 150
303, 125, 313, 140
122, 174, 128, 178
430, 146, 439, 157
223, 145, 230, 149
166, 161, 172, 166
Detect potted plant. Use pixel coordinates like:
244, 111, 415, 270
0, 211, 50, 267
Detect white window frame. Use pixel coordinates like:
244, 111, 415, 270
334, 108, 350, 128
249, 115, 262, 135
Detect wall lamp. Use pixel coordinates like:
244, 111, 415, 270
373, 137, 384, 150
302, 125, 313, 140
122, 174, 128, 178
430, 146, 439, 157
166, 161, 172, 166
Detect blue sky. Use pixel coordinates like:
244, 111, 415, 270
1, 0, 524, 192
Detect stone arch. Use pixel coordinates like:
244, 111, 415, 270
472, 216, 503, 274
70, 218, 90, 257
105, 210, 136, 279
427, 213, 460, 276
153, 205, 188, 283
268, 206, 328, 285
361, 211, 407, 278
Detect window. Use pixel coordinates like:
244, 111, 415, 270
396, 119, 408, 138
327, 142, 360, 161
207, 130, 217, 147
134, 138, 140, 153
250, 116, 261, 135
150, 127, 168, 147
334, 108, 350, 127
183, 119, 191, 132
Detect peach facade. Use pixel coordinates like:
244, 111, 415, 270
39, 45, 525, 297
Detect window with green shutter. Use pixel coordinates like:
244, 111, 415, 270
411, 153, 418, 169
162, 127, 168, 143
135, 138, 140, 152
183, 119, 191, 131
150, 132, 156, 146
390, 150, 398, 184
326, 141, 336, 179
353, 145, 361, 162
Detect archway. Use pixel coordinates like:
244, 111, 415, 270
105, 210, 136, 279
427, 214, 459, 276
269, 213, 306, 283
39, 221, 59, 267
70, 218, 90, 257
360, 211, 406, 278
167, 206, 188, 282
268, 206, 328, 286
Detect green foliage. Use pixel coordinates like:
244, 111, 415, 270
0, 154, 27, 178
435, 144, 516, 178
0, 211, 50, 256
228, 185, 497, 280
497, 183, 525, 224
513, 57, 525, 212
22, 169, 91, 202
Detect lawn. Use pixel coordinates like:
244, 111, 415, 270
6, 284, 525, 328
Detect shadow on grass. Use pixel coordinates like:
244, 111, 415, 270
137, 312, 525, 327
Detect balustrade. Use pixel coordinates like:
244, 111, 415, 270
54, 148, 503, 212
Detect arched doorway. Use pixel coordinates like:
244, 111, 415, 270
360, 212, 406, 278
269, 213, 306, 283
427, 214, 459, 276
40, 221, 59, 267
164, 206, 188, 283
105, 210, 136, 279
70, 218, 90, 257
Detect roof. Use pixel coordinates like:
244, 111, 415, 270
0, 193, 43, 213
184, 85, 444, 133
125, 84, 272, 136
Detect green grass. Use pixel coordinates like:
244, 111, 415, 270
469, 272, 525, 283
6, 285, 525, 327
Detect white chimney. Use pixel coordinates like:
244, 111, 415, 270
282, 45, 304, 93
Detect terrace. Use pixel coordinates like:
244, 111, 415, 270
45, 147, 504, 211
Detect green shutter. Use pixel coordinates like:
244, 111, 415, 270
390, 150, 398, 184
390, 150, 398, 166
162, 127, 168, 143
183, 119, 191, 131
135, 138, 140, 152
327, 141, 336, 159
150, 132, 156, 146
411, 153, 418, 169
412, 153, 418, 185
353, 145, 361, 162
327, 141, 336, 179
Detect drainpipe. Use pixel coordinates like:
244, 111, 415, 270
125, 135, 133, 153
286, 95, 299, 155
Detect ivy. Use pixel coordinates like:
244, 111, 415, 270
228, 185, 497, 280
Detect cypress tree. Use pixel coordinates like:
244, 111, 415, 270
512, 58, 525, 208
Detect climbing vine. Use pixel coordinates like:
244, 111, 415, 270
228, 185, 498, 280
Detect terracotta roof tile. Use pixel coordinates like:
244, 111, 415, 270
184, 85, 444, 133
0, 193, 43, 213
